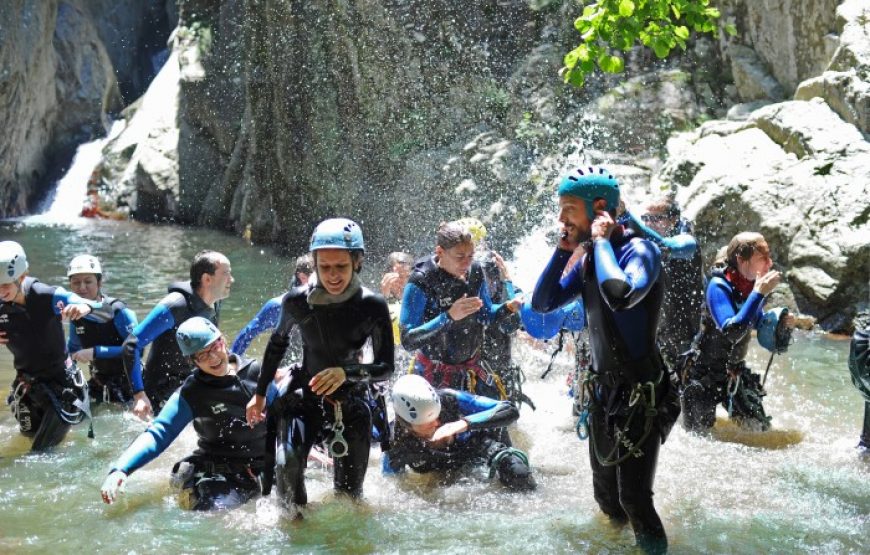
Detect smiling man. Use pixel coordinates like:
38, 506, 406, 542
245, 218, 394, 514
122, 250, 233, 419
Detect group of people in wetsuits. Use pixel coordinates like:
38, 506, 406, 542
2, 164, 868, 554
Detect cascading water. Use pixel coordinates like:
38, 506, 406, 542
23, 120, 125, 225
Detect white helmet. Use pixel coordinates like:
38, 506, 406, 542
391, 375, 441, 424
67, 254, 102, 277
0, 241, 28, 284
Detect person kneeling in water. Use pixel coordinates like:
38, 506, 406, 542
382, 374, 536, 491
101, 317, 278, 510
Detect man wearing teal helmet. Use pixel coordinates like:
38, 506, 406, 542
246, 217, 394, 515
533, 166, 677, 554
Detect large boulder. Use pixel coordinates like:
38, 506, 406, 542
658, 98, 870, 332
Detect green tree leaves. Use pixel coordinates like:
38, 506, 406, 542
562, 0, 735, 87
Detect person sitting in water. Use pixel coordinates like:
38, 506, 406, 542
681, 232, 795, 432
382, 374, 536, 491
66, 255, 138, 405
848, 326, 870, 452
230, 254, 313, 360
245, 218, 394, 514
122, 250, 233, 419
400, 221, 521, 400
100, 317, 278, 510
0, 241, 97, 451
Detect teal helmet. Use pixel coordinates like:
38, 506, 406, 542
176, 317, 221, 357
309, 218, 365, 253
849, 328, 870, 402
557, 166, 620, 220
520, 300, 566, 340
758, 307, 792, 353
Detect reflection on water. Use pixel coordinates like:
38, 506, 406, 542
0, 220, 868, 553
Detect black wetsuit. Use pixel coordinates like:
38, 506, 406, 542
383, 389, 534, 491
68, 296, 137, 404
123, 281, 219, 408
657, 221, 704, 368
1, 278, 91, 450
533, 230, 675, 554
110, 355, 273, 510
256, 282, 394, 505
400, 256, 515, 399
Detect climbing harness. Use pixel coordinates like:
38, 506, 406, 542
324, 397, 349, 459
588, 374, 662, 468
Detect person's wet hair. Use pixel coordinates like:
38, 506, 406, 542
726, 232, 769, 269
295, 254, 313, 276
644, 195, 680, 220
436, 221, 473, 250
190, 251, 223, 288
386, 251, 413, 271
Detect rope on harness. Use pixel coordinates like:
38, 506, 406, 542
726, 374, 741, 417
488, 447, 530, 479
589, 376, 661, 468
540, 330, 566, 379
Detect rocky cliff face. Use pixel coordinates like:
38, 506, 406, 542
0, 0, 172, 217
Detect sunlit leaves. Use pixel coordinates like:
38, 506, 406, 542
562, 0, 728, 86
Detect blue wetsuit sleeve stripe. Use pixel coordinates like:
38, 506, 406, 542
451, 389, 519, 429
95, 307, 138, 359
399, 282, 451, 351
51, 288, 102, 313
532, 249, 582, 312
123, 304, 176, 393
67, 322, 82, 354
594, 238, 660, 311
112, 391, 193, 475
707, 279, 766, 342
231, 297, 282, 355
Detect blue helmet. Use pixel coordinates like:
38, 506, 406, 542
849, 328, 870, 402
557, 166, 620, 220
309, 218, 365, 253
176, 317, 221, 357
757, 307, 792, 354
520, 300, 566, 340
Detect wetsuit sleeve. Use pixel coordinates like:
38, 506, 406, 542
478, 280, 520, 334
451, 389, 519, 430
706, 278, 766, 344
399, 282, 452, 351
231, 297, 282, 356
122, 303, 176, 394
344, 297, 395, 383
531, 249, 583, 313
625, 211, 698, 260
381, 448, 406, 475
256, 294, 294, 396
51, 287, 102, 312
110, 391, 193, 475
95, 306, 138, 360
593, 238, 661, 311
67, 322, 82, 354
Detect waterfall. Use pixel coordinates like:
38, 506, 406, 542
24, 120, 125, 224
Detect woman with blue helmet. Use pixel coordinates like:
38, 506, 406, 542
101, 317, 279, 510
245, 218, 394, 515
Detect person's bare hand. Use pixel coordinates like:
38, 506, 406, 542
448, 295, 483, 321
246, 394, 267, 427
429, 420, 468, 443
753, 269, 781, 296
591, 211, 616, 242
60, 302, 92, 321
72, 348, 95, 363
490, 251, 511, 281
131, 392, 153, 421
380, 272, 402, 297
309, 366, 346, 396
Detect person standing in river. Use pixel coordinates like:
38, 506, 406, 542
122, 250, 233, 419
245, 218, 394, 514
849, 326, 870, 452
680, 232, 795, 433
532, 167, 679, 554
0, 241, 97, 450
66, 254, 139, 405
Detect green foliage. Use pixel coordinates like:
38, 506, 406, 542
562, 0, 737, 87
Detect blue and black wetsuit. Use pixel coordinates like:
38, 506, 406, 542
1, 278, 97, 450
230, 294, 304, 363
400, 256, 516, 398
255, 283, 394, 504
383, 390, 535, 491
108, 355, 277, 510
122, 282, 219, 409
532, 230, 674, 553
681, 268, 772, 431
68, 295, 138, 404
